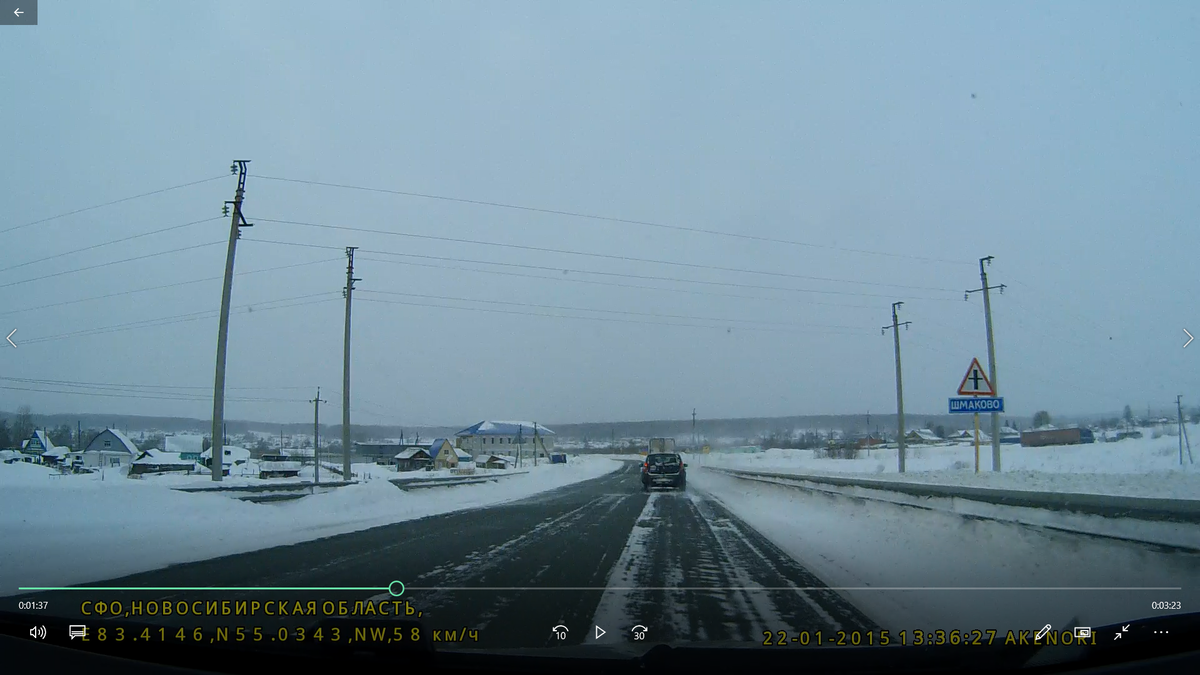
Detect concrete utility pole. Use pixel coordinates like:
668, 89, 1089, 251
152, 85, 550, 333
311, 387, 327, 483
210, 160, 252, 482
533, 423, 540, 467
1179, 395, 1185, 466
518, 426, 523, 469
966, 256, 1005, 472
883, 302, 911, 472
692, 408, 697, 450
342, 247, 359, 481
1179, 397, 1195, 465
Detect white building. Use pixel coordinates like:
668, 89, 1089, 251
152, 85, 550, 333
83, 429, 140, 469
200, 446, 251, 475
454, 421, 555, 458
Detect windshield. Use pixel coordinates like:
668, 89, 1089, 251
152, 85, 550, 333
2, 2, 1197, 670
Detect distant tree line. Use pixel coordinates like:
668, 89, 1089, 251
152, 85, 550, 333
759, 430, 830, 450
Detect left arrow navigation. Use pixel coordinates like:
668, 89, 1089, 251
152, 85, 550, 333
6, 329, 16, 348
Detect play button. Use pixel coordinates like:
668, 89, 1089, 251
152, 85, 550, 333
594, 625, 606, 639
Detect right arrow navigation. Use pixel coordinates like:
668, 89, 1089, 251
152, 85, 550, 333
594, 625, 606, 639
1185, 329, 1194, 349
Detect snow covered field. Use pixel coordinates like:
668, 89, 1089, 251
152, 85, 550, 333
689, 429, 1200, 500
0, 456, 621, 597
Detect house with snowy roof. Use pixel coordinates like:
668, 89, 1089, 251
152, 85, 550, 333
82, 428, 140, 469
454, 421, 555, 457
130, 448, 196, 476
904, 428, 942, 445
393, 446, 433, 472
475, 454, 516, 470
428, 438, 472, 469
199, 445, 251, 476
21, 429, 60, 465
951, 429, 990, 443
165, 434, 206, 462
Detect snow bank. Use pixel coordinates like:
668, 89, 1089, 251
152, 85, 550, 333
690, 470, 1198, 634
690, 429, 1200, 499
0, 457, 620, 597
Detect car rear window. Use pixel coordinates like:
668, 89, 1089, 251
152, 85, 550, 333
648, 454, 680, 465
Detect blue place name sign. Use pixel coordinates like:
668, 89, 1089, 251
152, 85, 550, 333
949, 397, 1005, 414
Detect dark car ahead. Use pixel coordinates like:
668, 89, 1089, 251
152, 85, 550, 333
641, 452, 686, 491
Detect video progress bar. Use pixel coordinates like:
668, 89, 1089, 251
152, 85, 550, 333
21, 586, 1182, 593
407, 586, 1182, 592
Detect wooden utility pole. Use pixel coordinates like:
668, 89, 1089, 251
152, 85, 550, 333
210, 160, 252, 482
883, 302, 911, 473
311, 387, 327, 483
692, 408, 697, 450
342, 247, 359, 481
967, 256, 1005, 471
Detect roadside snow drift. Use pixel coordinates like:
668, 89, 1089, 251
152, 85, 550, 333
0, 457, 620, 597
691, 428, 1200, 499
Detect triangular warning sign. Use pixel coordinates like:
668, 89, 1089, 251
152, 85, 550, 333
957, 358, 995, 396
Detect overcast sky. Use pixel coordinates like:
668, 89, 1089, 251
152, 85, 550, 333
1, 1, 1197, 428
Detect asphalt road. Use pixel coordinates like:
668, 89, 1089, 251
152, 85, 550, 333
22, 462, 876, 650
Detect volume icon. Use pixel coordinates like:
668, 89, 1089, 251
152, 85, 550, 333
29, 625, 47, 639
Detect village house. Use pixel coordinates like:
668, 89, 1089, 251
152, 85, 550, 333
904, 428, 942, 445
393, 446, 433, 472
353, 441, 407, 465
82, 429, 140, 469
20, 429, 61, 466
129, 448, 196, 476
199, 445, 251, 476
165, 434, 206, 462
474, 453, 515, 470
429, 438, 472, 469
951, 429, 991, 443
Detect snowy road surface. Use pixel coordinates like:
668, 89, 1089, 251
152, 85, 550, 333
16, 460, 1197, 650
19, 462, 874, 649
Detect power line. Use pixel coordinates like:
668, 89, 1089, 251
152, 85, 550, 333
0, 383, 308, 404
256, 174, 972, 266
0, 376, 316, 392
0, 240, 225, 291
0, 257, 343, 318
358, 255, 881, 309
356, 288, 866, 331
1, 175, 229, 236
357, 296, 874, 337
254, 217, 963, 293
246, 237, 954, 303
20, 293, 341, 345
0, 216, 223, 275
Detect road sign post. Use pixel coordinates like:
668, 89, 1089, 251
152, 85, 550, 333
950, 358, 1005, 472
974, 412, 980, 473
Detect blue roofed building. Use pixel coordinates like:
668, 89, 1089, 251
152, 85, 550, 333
455, 421, 555, 459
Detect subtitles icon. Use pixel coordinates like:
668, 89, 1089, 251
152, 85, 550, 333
1073, 627, 1091, 639
68, 625, 87, 640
